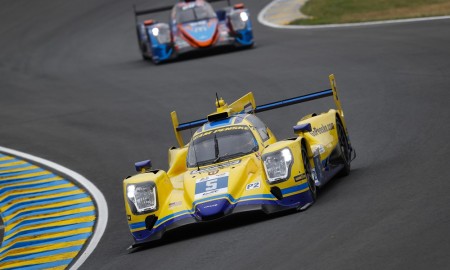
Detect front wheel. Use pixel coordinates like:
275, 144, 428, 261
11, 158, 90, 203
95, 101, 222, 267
298, 143, 316, 211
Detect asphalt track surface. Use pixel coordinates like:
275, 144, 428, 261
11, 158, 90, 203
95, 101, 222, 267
1, 0, 450, 269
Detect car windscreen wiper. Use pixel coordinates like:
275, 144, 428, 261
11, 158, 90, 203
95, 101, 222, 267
213, 153, 228, 164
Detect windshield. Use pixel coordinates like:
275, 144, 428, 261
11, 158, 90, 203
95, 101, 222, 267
187, 126, 258, 168
176, 4, 217, 23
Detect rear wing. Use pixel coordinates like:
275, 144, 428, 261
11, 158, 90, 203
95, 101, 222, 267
133, 4, 173, 19
133, 0, 233, 23
171, 74, 345, 147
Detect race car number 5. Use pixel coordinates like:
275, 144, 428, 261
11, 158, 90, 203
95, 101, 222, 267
246, 181, 260, 190
205, 179, 218, 191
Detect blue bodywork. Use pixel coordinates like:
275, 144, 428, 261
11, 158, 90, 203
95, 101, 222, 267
147, 29, 173, 63
234, 19, 253, 46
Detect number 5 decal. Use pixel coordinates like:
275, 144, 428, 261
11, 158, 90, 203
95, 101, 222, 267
206, 179, 218, 191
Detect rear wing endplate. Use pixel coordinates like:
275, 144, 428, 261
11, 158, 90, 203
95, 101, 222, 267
171, 74, 345, 147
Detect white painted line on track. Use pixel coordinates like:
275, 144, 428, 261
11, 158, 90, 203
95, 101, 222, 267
258, 0, 450, 29
0, 145, 108, 270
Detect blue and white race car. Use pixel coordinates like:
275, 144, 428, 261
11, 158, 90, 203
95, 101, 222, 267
134, 0, 254, 64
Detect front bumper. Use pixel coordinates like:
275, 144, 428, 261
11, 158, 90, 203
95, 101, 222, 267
128, 187, 313, 248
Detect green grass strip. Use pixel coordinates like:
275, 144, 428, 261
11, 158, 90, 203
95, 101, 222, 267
292, 0, 450, 25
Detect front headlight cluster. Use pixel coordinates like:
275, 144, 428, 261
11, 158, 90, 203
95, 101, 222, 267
150, 24, 171, 44
230, 11, 249, 31
263, 148, 293, 183
127, 183, 157, 214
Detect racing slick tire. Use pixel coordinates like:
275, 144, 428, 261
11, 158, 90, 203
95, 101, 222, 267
298, 142, 316, 212
336, 117, 351, 176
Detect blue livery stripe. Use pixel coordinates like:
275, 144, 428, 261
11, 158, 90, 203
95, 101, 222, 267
239, 193, 274, 200
129, 222, 146, 230
177, 119, 208, 131
255, 89, 333, 113
282, 183, 309, 195
154, 210, 192, 227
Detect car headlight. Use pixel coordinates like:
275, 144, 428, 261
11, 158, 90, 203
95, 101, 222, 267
240, 12, 249, 22
149, 25, 171, 44
127, 183, 157, 214
263, 148, 293, 183
152, 27, 159, 36
230, 12, 248, 31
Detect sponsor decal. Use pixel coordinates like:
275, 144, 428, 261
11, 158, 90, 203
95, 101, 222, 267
169, 201, 182, 209
246, 181, 261, 190
203, 203, 218, 209
310, 123, 335, 136
208, 169, 219, 175
192, 25, 208, 33
294, 173, 306, 182
194, 126, 250, 139
195, 172, 229, 200
190, 159, 241, 174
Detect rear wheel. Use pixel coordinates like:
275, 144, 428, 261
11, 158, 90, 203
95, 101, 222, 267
336, 118, 351, 176
298, 143, 316, 211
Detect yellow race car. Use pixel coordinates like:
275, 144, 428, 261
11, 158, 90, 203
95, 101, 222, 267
123, 75, 355, 248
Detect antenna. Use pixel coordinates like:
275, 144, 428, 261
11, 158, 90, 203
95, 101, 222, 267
216, 92, 220, 108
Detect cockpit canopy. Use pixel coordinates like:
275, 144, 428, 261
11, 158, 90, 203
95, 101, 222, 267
174, 2, 217, 24
187, 125, 258, 168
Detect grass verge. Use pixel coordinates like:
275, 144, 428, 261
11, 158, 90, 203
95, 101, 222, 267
291, 0, 450, 25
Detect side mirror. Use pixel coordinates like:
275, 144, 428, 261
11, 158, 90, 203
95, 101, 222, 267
135, 160, 152, 172
293, 123, 312, 134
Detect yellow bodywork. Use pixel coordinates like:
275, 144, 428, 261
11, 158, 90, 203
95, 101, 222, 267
123, 75, 352, 245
